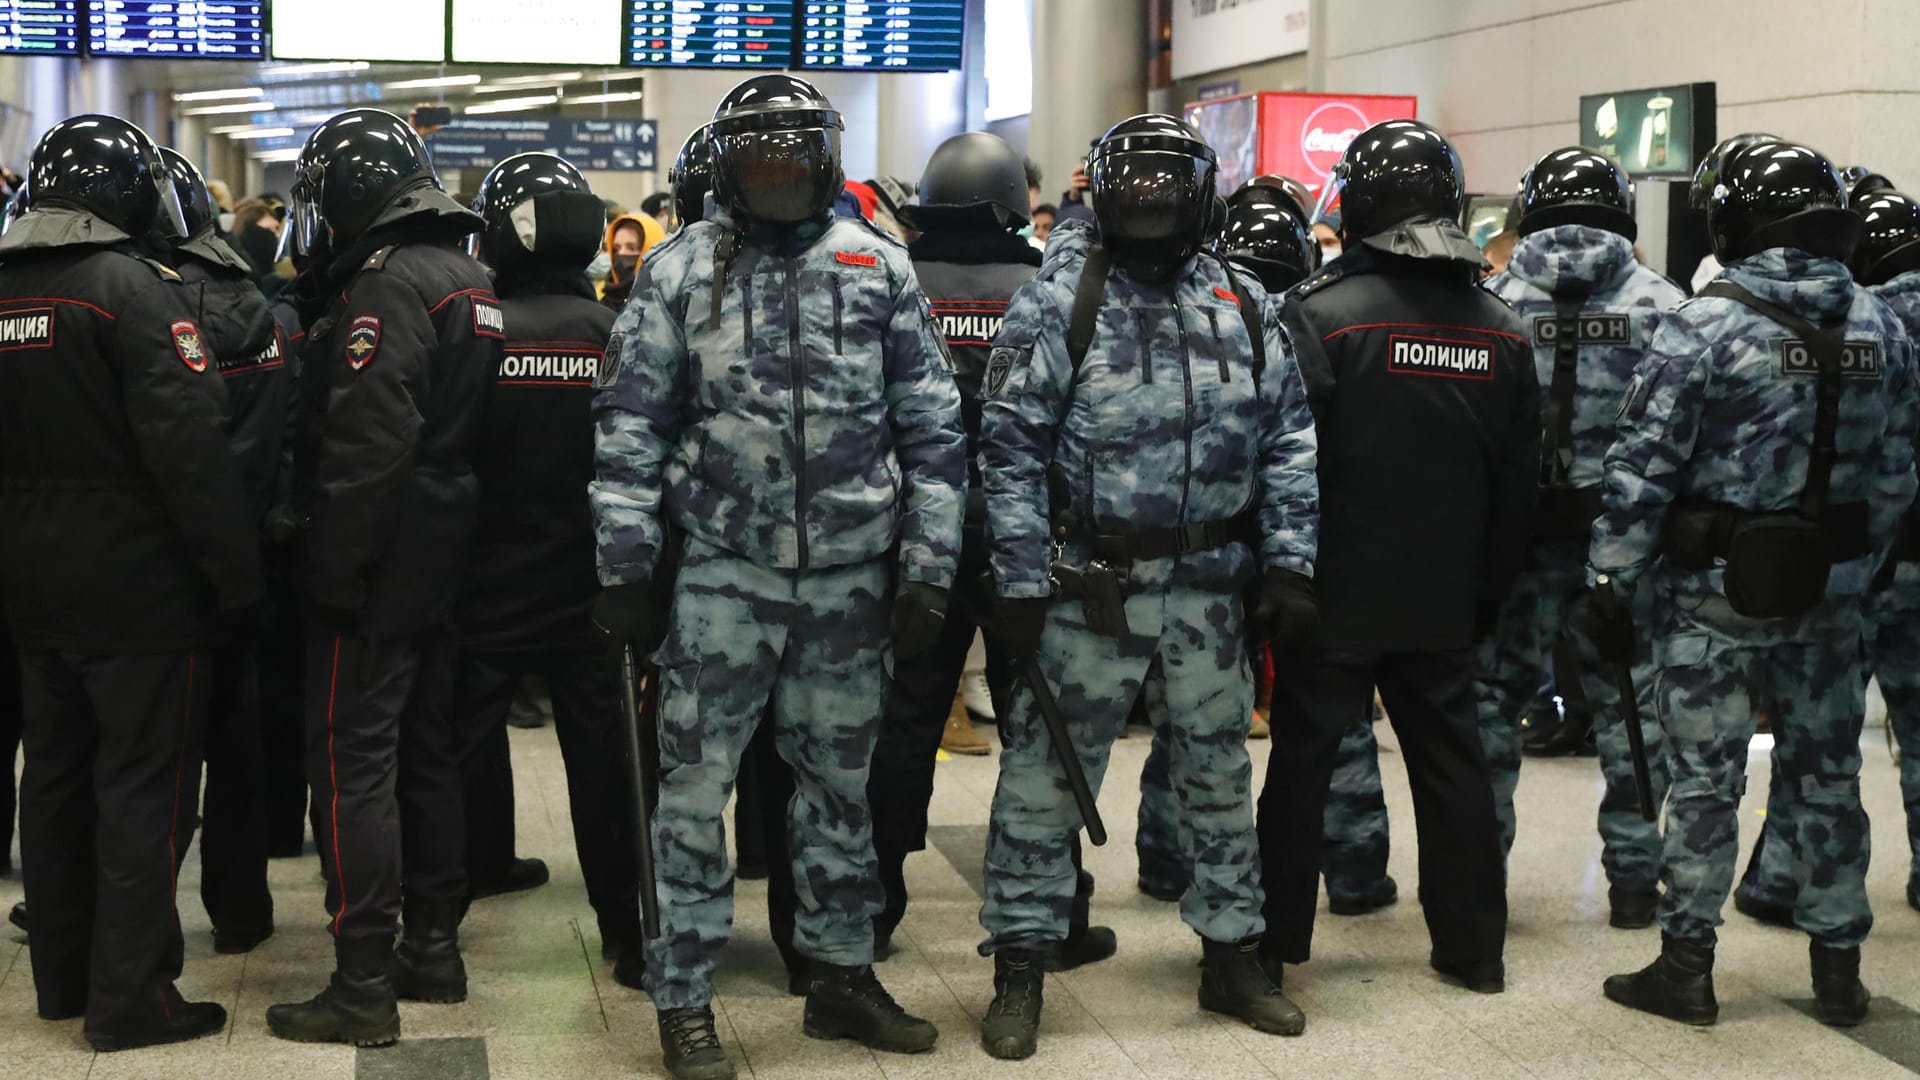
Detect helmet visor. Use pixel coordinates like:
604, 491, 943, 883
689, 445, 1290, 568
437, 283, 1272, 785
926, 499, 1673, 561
1091, 151, 1213, 246
719, 127, 842, 224
1310, 165, 1346, 228
145, 145, 190, 242
277, 179, 326, 262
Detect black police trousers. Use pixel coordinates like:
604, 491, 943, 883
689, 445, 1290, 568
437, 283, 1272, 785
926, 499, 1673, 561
258, 557, 310, 858
453, 650, 640, 941
183, 639, 273, 937
866, 569, 1012, 939
17, 649, 207, 1032
0, 640, 20, 872
1257, 648, 1507, 968
305, 632, 463, 942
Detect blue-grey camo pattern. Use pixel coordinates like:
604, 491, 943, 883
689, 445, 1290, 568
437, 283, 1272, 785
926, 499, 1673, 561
1136, 710, 1184, 896
979, 218, 1318, 601
1591, 248, 1919, 950
643, 537, 892, 1009
980, 583, 1262, 951
591, 209, 966, 588
1322, 717, 1391, 900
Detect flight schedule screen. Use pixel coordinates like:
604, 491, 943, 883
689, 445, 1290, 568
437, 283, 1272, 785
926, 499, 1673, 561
628, 1, 795, 68
800, 0, 964, 71
87, 1, 266, 59
0, 0, 80, 55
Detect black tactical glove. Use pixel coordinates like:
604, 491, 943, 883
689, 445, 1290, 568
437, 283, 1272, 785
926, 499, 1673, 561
1250, 568, 1319, 652
993, 595, 1052, 667
593, 580, 665, 657
891, 581, 949, 661
1569, 582, 1636, 667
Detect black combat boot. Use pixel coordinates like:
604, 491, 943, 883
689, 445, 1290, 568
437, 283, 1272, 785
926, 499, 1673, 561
1328, 875, 1399, 916
658, 1006, 735, 1080
1810, 941, 1870, 1026
1198, 935, 1306, 1036
266, 935, 402, 1047
1431, 951, 1505, 993
1602, 933, 1717, 1025
981, 948, 1044, 1060
1522, 709, 1594, 757
87, 989, 226, 1053
1608, 885, 1659, 930
803, 962, 938, 1053
1047, 870, 1117, 972
470, 856, 549, 900
393, 898, 468, 1003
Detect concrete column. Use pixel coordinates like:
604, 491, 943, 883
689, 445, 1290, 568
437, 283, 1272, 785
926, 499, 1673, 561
874, 72, 965, 184
26, 57, 69, 151
174, 114, 208, 172
1029, 0, 1147, 209
76, 57, 127, 118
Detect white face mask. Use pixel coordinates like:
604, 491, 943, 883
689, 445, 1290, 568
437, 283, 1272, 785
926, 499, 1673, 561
1320, 241, 1343, 263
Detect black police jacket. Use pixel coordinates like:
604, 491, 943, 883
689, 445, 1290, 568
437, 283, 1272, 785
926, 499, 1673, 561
294, 219, 501, 637
0, 208, 263, 651
907, 226, 1042, 544
1289, 235, 1541, 651
459, 267, 613, 653
174, 233, 292, 530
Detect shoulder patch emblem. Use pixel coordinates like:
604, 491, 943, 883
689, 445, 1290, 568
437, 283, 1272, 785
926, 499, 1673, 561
835, 251, 879, 268
170, 320, 207, 372
595, 332, 623, 389
1780, 339, 1882, 380
1213, 286, 1238, 302
346, 315, 382, 370
471, 297, 505, 338
985, 346, 1021, 398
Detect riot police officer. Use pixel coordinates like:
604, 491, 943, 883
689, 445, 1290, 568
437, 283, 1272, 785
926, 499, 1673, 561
1590, 141, 1916, 1028
267, 108, 504, 1047
156, 146, 291, 955
1256, 120, 1539, 999
669, 126, 713, 228
978, 114, 1320, 1056
865, 129, 1114, 971
0, 114, 262, 1051
591, 75, 965, 1080
1479, 149, 1685, 928
453, 151, 643, 985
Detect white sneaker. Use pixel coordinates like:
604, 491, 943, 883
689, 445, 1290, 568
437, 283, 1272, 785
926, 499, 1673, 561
962, 670, 997, 723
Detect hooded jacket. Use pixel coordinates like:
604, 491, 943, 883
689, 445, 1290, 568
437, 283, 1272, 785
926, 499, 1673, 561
601, 212, 665, 312
1591, 247, 1919, 605
0, 207, 262, 650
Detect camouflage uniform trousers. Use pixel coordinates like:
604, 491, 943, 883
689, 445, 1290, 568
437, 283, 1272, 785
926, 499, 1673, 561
1138, 703, 1389, 901
983, 578, 1261, 951
644, 536, 891, 1009
1474, 545, 1669, 891
1743, 586, 1920, 905
1654, 592, 1872, 949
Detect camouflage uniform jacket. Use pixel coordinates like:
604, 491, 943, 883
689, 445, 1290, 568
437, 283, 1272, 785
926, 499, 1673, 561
981, 219, 1319, 599
1872, 269, 1920, 596
1590, 247, 1919, 597
591, 211, 967, 588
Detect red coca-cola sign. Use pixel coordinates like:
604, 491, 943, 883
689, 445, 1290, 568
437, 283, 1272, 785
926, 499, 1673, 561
1185, 91, 1419, 196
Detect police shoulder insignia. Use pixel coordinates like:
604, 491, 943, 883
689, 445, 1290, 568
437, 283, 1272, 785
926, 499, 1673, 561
835, 250, 880, 268
471, 296, 505, 338
985, 346, 1023, 398
596, 332, 623, 389
346, 315, 382, 371
170, 320, 207, 372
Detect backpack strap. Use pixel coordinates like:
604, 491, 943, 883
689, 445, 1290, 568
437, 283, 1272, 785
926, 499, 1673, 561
1697, 279, 1844, 517
1540, 291, 1588, 487
708, 227, 740, 329
1064, 244, 1111, 378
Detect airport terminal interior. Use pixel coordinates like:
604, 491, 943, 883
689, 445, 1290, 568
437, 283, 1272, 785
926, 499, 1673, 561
5, 0, 1920, 1077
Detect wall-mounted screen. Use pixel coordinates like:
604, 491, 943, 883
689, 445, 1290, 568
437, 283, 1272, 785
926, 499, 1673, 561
799, 0, 964, 71
271, 0, 445, 62
453, 0, 622, 66
87, 1, 266, 59
0, 1, 80, 55
627, 1, 795, 68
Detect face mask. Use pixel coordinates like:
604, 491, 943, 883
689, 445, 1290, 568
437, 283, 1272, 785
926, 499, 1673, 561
1320, 241, 1343, 262
612, 253, 640, 280
586, 250, 612, 279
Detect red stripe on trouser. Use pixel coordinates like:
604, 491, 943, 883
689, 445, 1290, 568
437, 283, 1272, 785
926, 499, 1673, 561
162, 652, 195, 1020
327, 637, 348, 937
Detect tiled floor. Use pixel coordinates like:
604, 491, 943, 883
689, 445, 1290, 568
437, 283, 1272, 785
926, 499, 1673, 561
5, 710, 1920, 1079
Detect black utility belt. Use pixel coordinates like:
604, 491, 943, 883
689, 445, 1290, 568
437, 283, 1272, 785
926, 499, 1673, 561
1065, 513, 1257, 564
1664, 500, 1870, 569
1534, 486, 1604, 542
1665, 499, 1869, 619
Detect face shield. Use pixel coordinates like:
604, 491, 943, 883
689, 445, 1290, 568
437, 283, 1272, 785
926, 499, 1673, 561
713, 109, 844, 225
1309, 160, 1349, 232
143, 143, 190, 243
276, 165, 328, 263
1090, 140, 1217, 283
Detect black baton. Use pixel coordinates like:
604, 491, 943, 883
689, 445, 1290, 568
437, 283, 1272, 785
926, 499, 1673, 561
1020, 656, 1107, 846
619, 644, 662, 939
1594, 576, 1656, 823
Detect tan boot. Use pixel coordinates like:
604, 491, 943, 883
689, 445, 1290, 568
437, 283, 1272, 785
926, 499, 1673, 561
942, 692, 991, 755
1249, 707, 1270, 740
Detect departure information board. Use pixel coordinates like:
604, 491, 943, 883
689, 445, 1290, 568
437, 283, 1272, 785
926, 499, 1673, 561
628, 1, 794, 68
800, 0, 963, 71
453, 0, 622, 66
87, 1, 265, 59
0, 1, 80, 55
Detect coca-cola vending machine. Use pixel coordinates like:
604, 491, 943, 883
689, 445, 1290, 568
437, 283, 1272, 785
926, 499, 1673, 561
1184, 91, 1420, 198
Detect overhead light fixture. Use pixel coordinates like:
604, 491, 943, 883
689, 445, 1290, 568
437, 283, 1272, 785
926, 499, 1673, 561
252, 147, 304, 163
567, 91, 644, 106
473, 73, 585, 94
386, 74, 483, 91
222, 127, 298, 141
182, 101, 277, 116
173, 87, 262, 103
260, 61, 371, 77
464, 95, 559, 116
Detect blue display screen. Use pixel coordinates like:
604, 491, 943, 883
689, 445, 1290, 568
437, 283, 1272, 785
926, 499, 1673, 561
0, 1, 81, 55
799, 0, 964, 71
628, 1, 795, 68
87, 1, 265, 59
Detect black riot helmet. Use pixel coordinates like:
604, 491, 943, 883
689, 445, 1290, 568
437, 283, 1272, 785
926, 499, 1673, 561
1250, 173, 1315, 218
1516, 147, 1636, 241
1221, 178, 1318, 292
1313, 119, 1464, 240
1843, 165, 1896, 204
283, 108, 447, 257
1087, 113, 1219, 284
1851, 190, 1920, 286
669, 126, 714, 226
1690, 131, 1779, 210
157, 146, 217, 238
1707, 140, 1860, 264
916, 130, 1030, 229
709, 74, 844, 226
470, 152, 603, 273
26, 114, 188, 240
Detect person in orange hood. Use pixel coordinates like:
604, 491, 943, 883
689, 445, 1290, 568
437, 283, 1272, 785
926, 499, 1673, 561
600, 211, 664, 312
